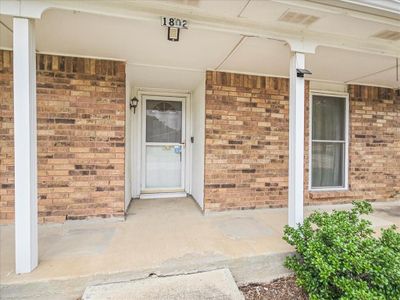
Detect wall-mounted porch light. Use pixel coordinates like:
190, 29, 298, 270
168, 27, 180, 42
130, 97, 139, 113
161, 16, 187, 42
296, 68, 312, 78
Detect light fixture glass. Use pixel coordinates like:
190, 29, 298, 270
168, 27, 180, 42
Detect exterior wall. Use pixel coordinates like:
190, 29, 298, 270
204, 71, 291, 210
305, 85, 400, 204
204, 71, 400, 211
0, 50, 126, 224
0, 51, 14, 222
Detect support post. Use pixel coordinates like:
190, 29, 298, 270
288, 52, 305, 228
13, 17, 38, 273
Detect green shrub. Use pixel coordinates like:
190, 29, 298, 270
283, 201, 400, 300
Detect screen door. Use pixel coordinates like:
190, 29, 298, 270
142, 96, 185, 192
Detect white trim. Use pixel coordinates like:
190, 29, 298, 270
138, 89, 192, 96
140, 192, 187, 199
127, 62, 202, 73
124, 73, 132, 211
141, 94, 186, 192
312, 140, 346, 143
136, 87, 192, 94
288, 52, 305, 228
141, 188, 185, 194
336, 0, 400, 16
310, 89, 351, 96
0, 47, 127, 62
131, 87, 141, 198
185, 93, 192, 194
0, 0, 49, 19
35, 51, 126, 62
134, 90, 192, 197
308, 91, 350, 192
344, 82, 395, 89
13, 17, 38, 274
190, 79, 206, 210
215, 68, 289, 80
309, 187, 349, 192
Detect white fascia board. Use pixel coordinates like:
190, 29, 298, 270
337, 0, 400, 16
0, 0, 51, 19
274, 0, 400, 26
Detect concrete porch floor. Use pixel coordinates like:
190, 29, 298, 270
1, 197, 399, 299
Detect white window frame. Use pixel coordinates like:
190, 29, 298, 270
309, 91, 349, 192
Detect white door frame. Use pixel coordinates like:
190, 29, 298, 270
132, 89, 192, 199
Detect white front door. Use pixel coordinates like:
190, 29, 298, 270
141, 95, 186, 194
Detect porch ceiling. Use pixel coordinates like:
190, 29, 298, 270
1, 0, 399, 90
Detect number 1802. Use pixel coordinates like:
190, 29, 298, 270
161, 17, 188, 29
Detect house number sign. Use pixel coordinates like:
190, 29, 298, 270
161, 16, 188, 29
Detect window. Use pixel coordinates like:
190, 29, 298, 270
146, 100, 182, 143
310, 94, 348, 190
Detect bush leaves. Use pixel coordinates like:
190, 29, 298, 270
283, 201, 400, 300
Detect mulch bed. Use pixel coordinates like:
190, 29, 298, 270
239, 276, 308, 300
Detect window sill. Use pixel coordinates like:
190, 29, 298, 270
309, 187, 348, 193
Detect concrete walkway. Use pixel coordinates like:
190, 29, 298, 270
82, 269, 244, 300
0, 198, 399, 299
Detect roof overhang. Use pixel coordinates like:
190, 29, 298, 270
1, 0, 399, 57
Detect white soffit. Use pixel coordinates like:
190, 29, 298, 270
33, 9, 242, 70
127, 64, 204, 90
306, 46, 397, 84
219, 37, 291, 77
351, 66, 399, 87
308, 14, 400, 38
165, 0, 249, 18
218, 38, 399, 88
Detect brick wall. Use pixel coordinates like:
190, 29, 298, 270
204, 71, 291, 210
0, 51, 13, 222
0, 50, 126, 224
205, 71, 400, 211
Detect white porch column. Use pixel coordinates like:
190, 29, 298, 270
13, 17, 38, 273
288, 52, 305, 228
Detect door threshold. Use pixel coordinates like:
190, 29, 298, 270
140, 192, 187, 199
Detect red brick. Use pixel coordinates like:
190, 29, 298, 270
0, 50, 126, 224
